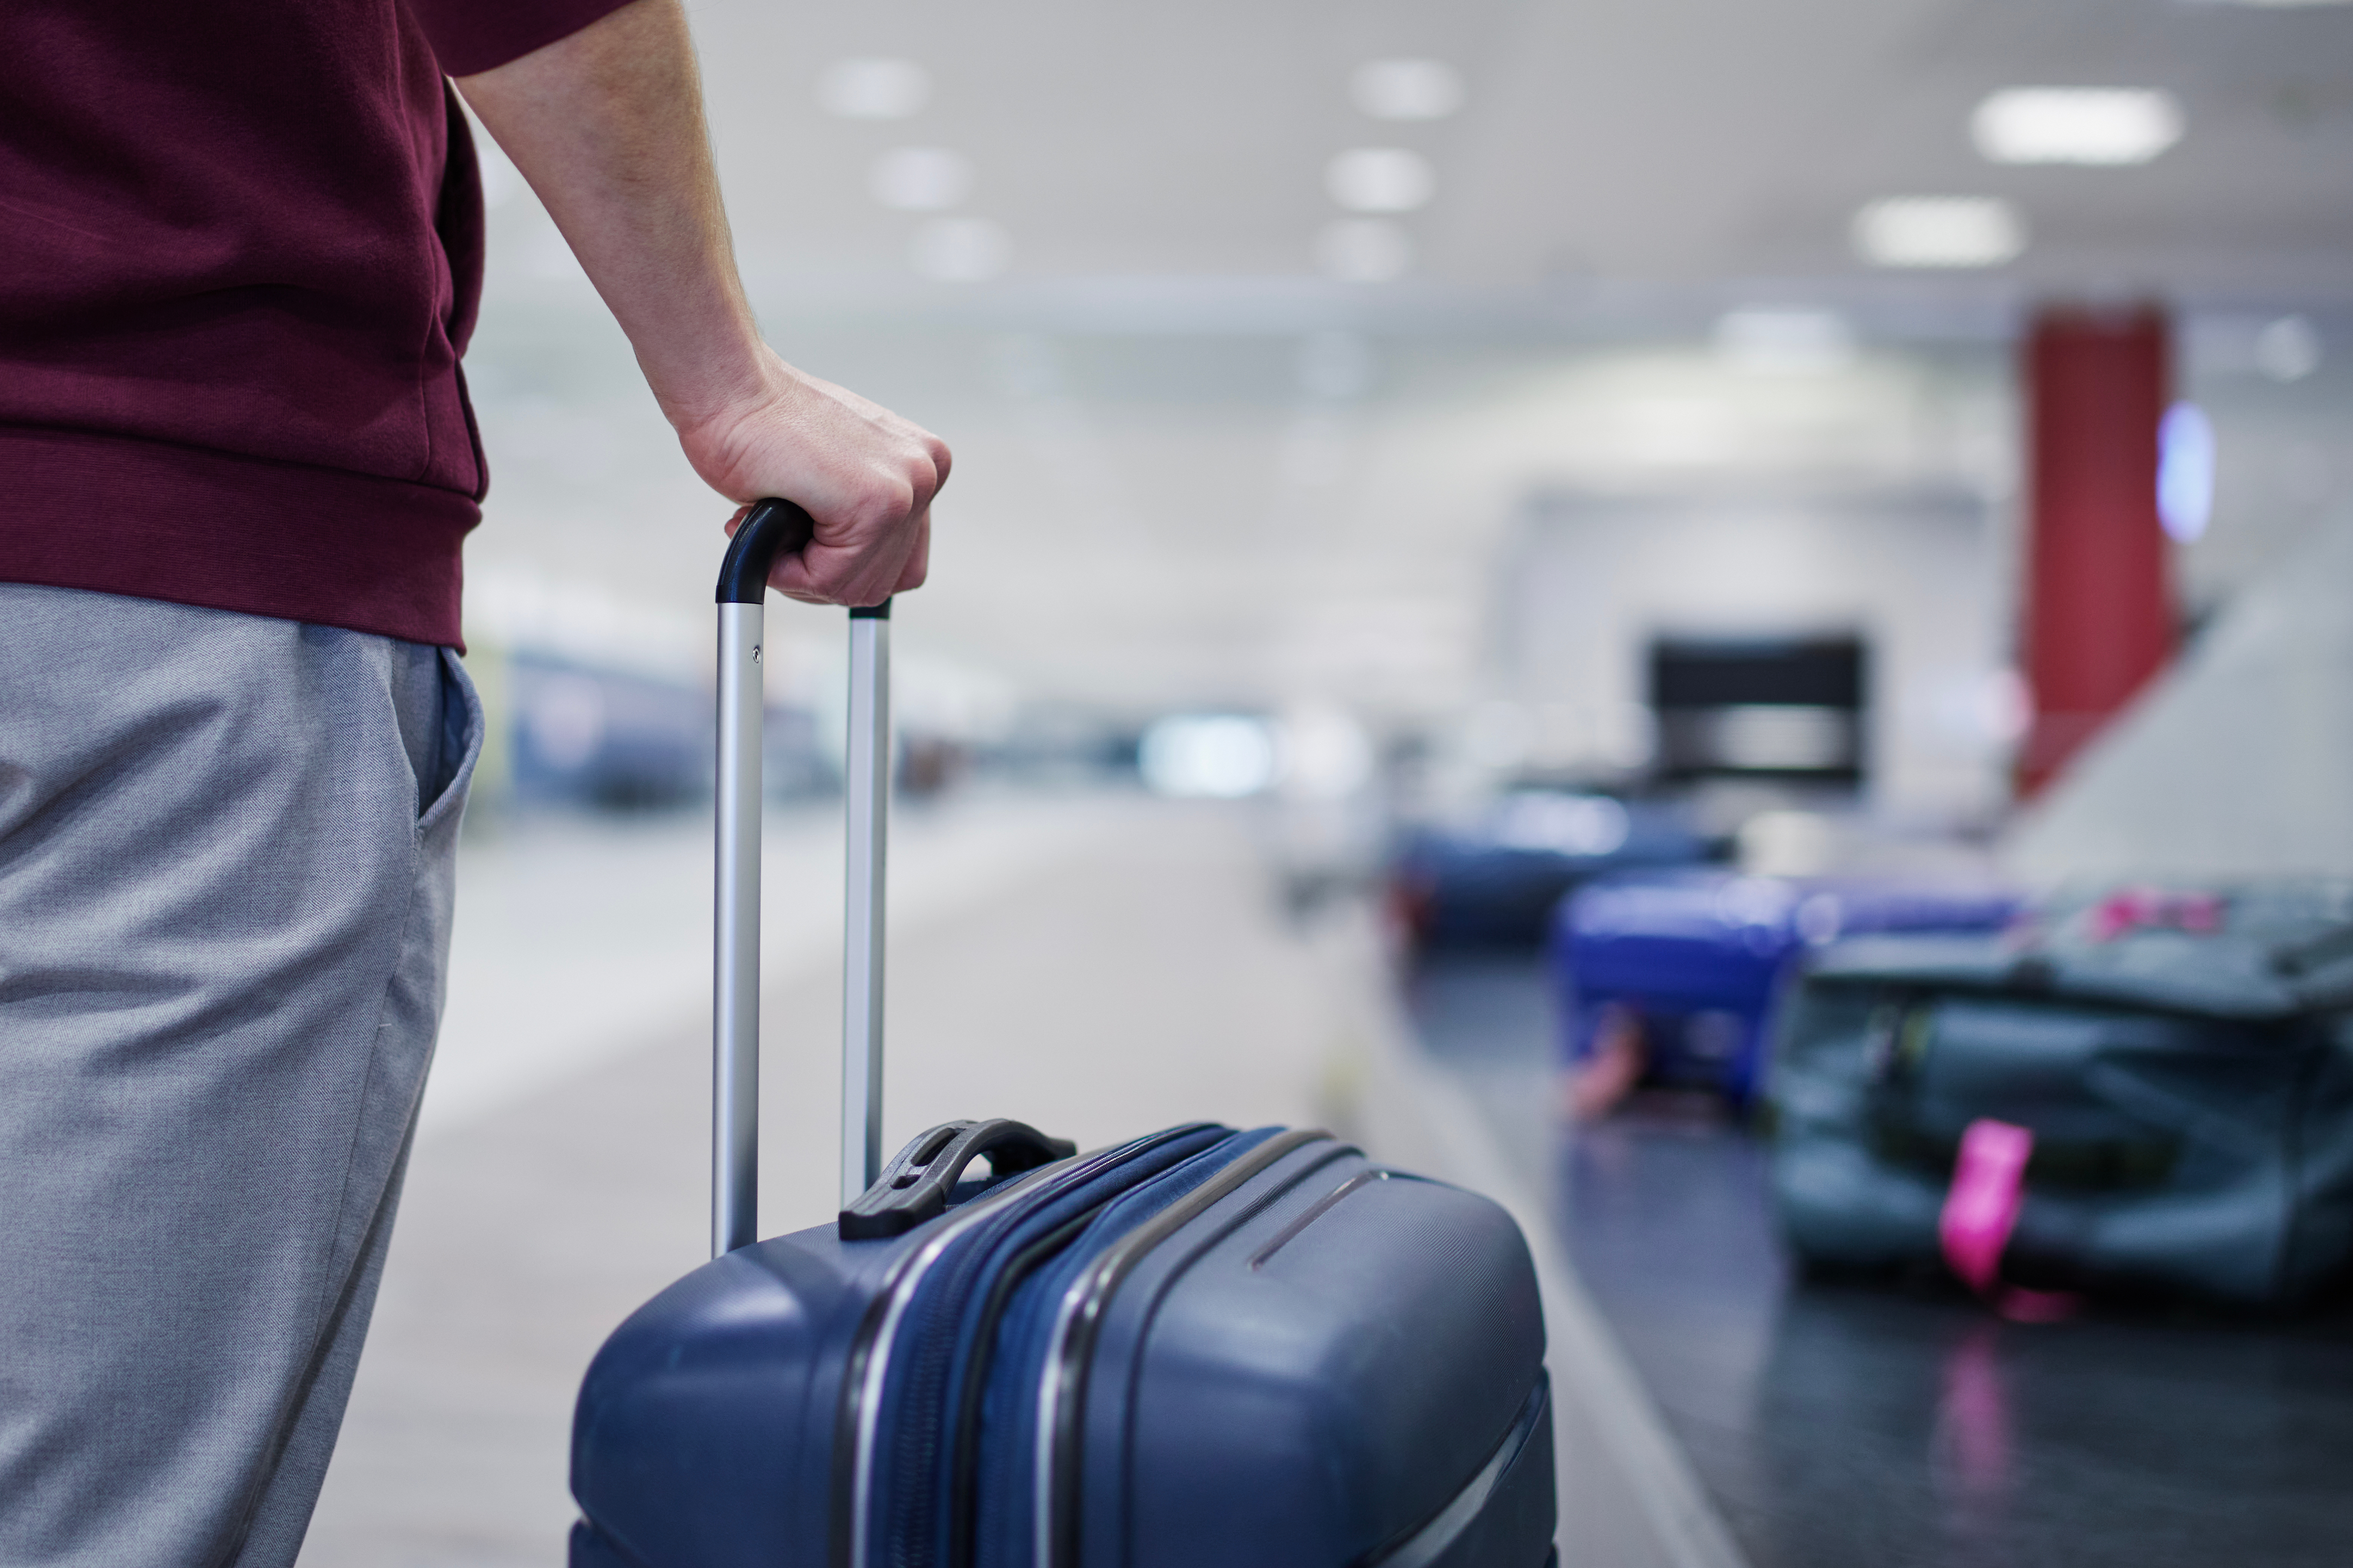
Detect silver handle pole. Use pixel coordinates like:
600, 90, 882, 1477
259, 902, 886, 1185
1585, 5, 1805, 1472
840, 604, 892, 1207
713, 601, 765, 1257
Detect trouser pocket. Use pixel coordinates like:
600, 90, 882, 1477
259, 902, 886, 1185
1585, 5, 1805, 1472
418, 647, 485, 836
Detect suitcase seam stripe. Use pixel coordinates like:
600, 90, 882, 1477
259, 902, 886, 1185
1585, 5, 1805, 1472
1244, 1167, 1392, 1271
1109, 1143, 1372, 1565
834, 1125, 1225, 1568
1032, 1127, 1341, 1568
946, 1129, 1260, 1568
833, 1163, 1070, 1568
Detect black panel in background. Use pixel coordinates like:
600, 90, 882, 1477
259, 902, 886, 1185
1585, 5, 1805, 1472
1650, 637, 1866, 711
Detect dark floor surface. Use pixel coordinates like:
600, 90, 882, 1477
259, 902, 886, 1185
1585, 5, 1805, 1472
1407, 951, 2353, 1568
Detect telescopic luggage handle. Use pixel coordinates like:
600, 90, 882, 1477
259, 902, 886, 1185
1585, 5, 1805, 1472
712, 499, 894, 1257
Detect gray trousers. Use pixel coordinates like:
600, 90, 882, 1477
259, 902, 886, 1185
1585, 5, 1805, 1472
0, 584, 482, 1566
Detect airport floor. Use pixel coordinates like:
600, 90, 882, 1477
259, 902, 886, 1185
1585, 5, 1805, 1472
300, 793, 1353, 1566
296, 794, 2353, 1567
1410, 955, 2353, 1568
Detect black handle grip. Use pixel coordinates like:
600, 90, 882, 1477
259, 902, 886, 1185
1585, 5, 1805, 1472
716, 497, 817, 604
839, 1118, 1078, 1240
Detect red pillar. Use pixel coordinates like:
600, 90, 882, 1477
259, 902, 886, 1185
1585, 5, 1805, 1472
2016, 304, 2175, 799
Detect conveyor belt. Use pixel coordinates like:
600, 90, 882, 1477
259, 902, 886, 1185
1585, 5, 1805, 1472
1409, 952, 2353, 1568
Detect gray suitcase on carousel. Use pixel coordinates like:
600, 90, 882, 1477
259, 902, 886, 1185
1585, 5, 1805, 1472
1769, 883, 2353, 1308
566, 500, 1559, 1568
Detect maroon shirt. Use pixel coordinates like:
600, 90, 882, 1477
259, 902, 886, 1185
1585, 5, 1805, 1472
0, 0, 628, 647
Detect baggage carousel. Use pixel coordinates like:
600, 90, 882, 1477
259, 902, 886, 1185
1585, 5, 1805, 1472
1409, 952, 2353, 1568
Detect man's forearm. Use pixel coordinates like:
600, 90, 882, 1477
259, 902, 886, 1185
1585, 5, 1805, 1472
450, 0, 947, 607
454, 0, 761, 434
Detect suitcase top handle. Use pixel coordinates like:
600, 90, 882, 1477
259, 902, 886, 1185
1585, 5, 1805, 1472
840, 1119, 1080, 1240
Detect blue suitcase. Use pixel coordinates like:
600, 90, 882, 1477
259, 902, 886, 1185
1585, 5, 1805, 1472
1389, 791, 1718, 951
1553, 869, 2016, 1104
568, 504, 1557, 1568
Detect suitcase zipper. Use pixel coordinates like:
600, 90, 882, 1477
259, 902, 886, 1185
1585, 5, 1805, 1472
834, 1161, 1074, 1568
833, 1124, 1226, 1568
944, 1207, 1100, 1566
1032, 1127, 1343, 1568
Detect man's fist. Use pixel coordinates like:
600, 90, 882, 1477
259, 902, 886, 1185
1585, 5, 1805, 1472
683, 346, 949, 607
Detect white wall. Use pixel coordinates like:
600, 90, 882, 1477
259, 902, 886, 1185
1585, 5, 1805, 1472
1493, 488, 2012, 822
2005, 503, 2353, 884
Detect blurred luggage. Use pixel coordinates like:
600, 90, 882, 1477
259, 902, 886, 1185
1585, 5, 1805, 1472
1769, 882, 2353, 1308
508, 654, 713, 810
1555, 871, 2016, 1106
1390, 790, 1718, 951
569, 502, 1559, 1568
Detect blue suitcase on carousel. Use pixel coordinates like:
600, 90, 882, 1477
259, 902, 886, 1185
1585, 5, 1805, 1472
1553, 869, 2016, 1105
569, 504, 1557, 1568
1389, 791, 1718, 951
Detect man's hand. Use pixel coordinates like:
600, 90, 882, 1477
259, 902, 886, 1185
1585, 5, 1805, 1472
455, 0, 946, 605
685, 349, 946, 605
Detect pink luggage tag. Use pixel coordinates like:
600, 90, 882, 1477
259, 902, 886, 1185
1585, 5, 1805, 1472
1938, 1119, 2080, 1322
2087, 887, 2224, 943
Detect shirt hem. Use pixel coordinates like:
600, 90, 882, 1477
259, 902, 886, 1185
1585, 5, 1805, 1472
0, 427, 477, 649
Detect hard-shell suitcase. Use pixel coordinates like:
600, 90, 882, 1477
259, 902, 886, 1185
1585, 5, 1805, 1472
568, 501, 1558, 1568
1768, 883, 2353, 1308
1554, 870, 2016, 1104
1388, 791, 1717, 951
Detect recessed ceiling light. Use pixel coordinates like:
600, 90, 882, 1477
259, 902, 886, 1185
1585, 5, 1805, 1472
1316, 220, 1414, 282
818, 58, 930, 120
1972, 88, 2184, 165
2185, 313, 2328, 379
1714, 308, 1857, 372
870, 148, 972, 211
2255, 315, 2322, 381
1352, 60, 1463, 121
1851, 198, 2026, 268
909, 218, 1010, 282
1326, 149, 1434, 214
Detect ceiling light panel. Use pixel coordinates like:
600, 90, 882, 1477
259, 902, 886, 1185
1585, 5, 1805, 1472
817, 58, 930, 120
870, 148, 973, 211
2256, 316, 2323, 381
1352, 60, 1464, 121
1851, 197, 2026, 268
1972, 88, 2184, 165
1326, 149, 1436, 213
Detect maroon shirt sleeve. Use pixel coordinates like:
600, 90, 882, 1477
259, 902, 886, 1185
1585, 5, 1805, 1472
407, 0, 641, 76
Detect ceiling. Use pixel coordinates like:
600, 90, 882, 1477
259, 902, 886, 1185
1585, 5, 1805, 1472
458, 0, 2353, 720
669, 0, 2353, 310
